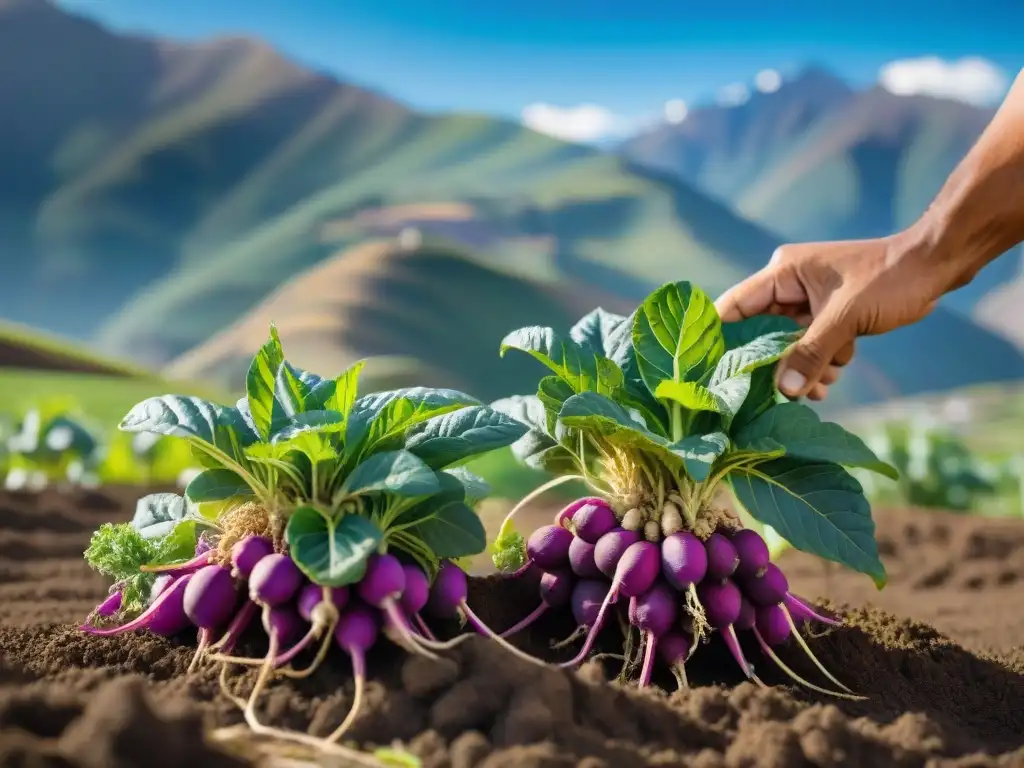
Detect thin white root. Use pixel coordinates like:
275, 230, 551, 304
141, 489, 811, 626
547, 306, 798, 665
324, 663, 364, 743
754, 630, 866, 701
781, 604, 856, 694
498, 474, 586, 535
279, 616, 339, 680
550, 626, 586, 650
671, 662, 689, 691
685, 583, 710, 644
188, 629, 211, 673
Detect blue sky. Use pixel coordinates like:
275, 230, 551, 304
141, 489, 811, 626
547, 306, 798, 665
59, 0, 1021, 137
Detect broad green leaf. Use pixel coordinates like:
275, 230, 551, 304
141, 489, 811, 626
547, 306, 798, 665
405, 406, 528, 469
150, 520, 199, 565
339, 450, 440, 497
500, 326, 623, 394
632, 281, 724, 394
654, 380, 729, 414
325, 360, 366, 418
490, 394, 577, 473
733, 367, 777, 430
285, 507, 382, 587
274, 361, 309, 418
709, 331, 800, 386
670, 432, 730, 482
537, 376, 576, 423
346, 388, 480, 454
707, 374, 753, 428
131, 493, 190, 539
734, 403, 899, 480
559, 392, 727, 482
443, 467, 491, 505
185, 468, 254, 503
269, 410, 346, 443
722, 315, 802, 350
246, 326, 287, 440
410, 500, 487, 558
569, 308, 629, 355
730, 458, 886, 587
121, 396, 256, 450
604, 310, 670, 437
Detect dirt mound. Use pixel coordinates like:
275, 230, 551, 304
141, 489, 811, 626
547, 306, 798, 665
0, 486, 1023, 768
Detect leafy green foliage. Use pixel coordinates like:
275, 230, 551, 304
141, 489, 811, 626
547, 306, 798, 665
496, 280, 898, 586
107, 325, 526, 590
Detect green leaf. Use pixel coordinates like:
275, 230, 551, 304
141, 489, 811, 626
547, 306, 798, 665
734, 403, 900, 480
500, 326, 623, 394
569, 307, 629, 355
722, 315, 802, 350
285, 507, 383, 587
269, 410, 346, 443
410, 500, 487, 558
536, 376, 576, 424
326, 360, 366, 418
709, 331, 801, 385
730, 458, 886, 587
654, 380, 729, 414
246, 325, 287, 441
185, 468, 254, 503
151, 520, 199, 566
85, 522, 156, 580
632, 281, 725, 394
130, 493, 191, 540
121, 396, 257, 451
274, 361, 309, 418
345, 388, 480, 455
559, 392, 727, 482
489, 395, 576, 473
339, 450, 440, 497
599, 311, 671, 437
443, 467, 491, 504
669, 432, 730, 482
405, 406, 528, 469
733, 367, 777, 430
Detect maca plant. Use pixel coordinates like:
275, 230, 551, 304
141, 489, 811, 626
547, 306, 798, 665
79, 326, 530, 752
489, 280, 898, 698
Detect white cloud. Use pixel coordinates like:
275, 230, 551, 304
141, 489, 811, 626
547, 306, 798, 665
717, 82, 751, 107
521, 102, 656, 143
878, 57, 1009, 106
755, 68, 783, 94
664, 99, 688, 124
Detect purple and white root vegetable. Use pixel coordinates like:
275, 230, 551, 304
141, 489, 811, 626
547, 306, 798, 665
497, 499, 862, 699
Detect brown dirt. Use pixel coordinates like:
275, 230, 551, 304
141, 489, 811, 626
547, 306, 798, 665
0, 487, 1023, 768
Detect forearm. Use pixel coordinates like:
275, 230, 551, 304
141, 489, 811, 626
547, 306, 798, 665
907, 68, 1024, 293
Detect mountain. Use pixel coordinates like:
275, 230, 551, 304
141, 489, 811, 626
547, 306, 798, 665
0, 1, 1019, 408
620, 68, 1021, 338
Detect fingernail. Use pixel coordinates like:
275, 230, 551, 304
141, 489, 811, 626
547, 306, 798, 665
779, 369, 807, 396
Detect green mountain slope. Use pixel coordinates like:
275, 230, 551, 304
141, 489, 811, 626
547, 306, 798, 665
0, 2, 1020, 407
620, 70, 1019, 328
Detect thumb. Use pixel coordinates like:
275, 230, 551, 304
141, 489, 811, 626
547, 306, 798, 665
776, 304, 855, 398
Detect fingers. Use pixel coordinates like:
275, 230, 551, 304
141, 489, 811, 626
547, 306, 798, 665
714, 268, 777, 322
776, 302, 855, 399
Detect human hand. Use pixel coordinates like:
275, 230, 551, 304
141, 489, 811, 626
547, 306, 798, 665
714, 233, 947, 401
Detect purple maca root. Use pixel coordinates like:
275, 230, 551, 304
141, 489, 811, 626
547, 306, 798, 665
495, 496, 863, 700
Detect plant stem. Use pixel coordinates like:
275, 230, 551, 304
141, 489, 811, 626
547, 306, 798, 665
497, 474, 585, 540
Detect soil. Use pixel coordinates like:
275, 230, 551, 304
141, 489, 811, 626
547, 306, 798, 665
0, 486, 1023, 768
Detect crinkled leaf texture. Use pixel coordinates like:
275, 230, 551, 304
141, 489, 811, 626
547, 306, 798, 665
734, 402, 899, 480
404, 405, 528, 469
559, 392, 728, 483
131, 493, 191, 540
500, 325, 623, 394
345, 387, 480, 456
285, 507, 383, 587
339, 450, 441, 498
489, 394, 577, 474
632, 281, 724, 394
730, 458, 886, 588
121, 396, 259, 452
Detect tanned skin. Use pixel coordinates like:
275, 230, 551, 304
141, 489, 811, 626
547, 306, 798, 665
715, 68, 1024, 401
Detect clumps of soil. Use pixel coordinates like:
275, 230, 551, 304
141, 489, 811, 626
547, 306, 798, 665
0, 675, 245, 768
1, 487, 1024, 768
